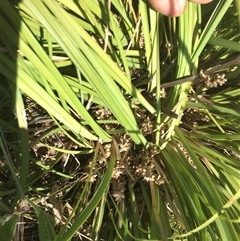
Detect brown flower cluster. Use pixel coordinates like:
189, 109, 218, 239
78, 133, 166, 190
183, 108, 210, 127
199, 70, 228, 88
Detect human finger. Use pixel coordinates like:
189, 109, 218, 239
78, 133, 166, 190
148, 0, 186, 17
190, 0, 213, 3
148, 0, 213, 17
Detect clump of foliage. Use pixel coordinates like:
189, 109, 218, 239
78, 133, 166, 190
0, 0, 239, 240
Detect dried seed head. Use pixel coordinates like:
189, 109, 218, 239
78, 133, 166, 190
199, 70, 228, 88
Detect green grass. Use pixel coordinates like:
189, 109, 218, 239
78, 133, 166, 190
0, 0, 239, 240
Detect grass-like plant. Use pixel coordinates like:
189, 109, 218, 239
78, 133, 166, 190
0, 0, 239, 240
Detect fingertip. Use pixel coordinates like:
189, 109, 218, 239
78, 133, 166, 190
190, 0, 213, 4
148, 0, 186, 17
